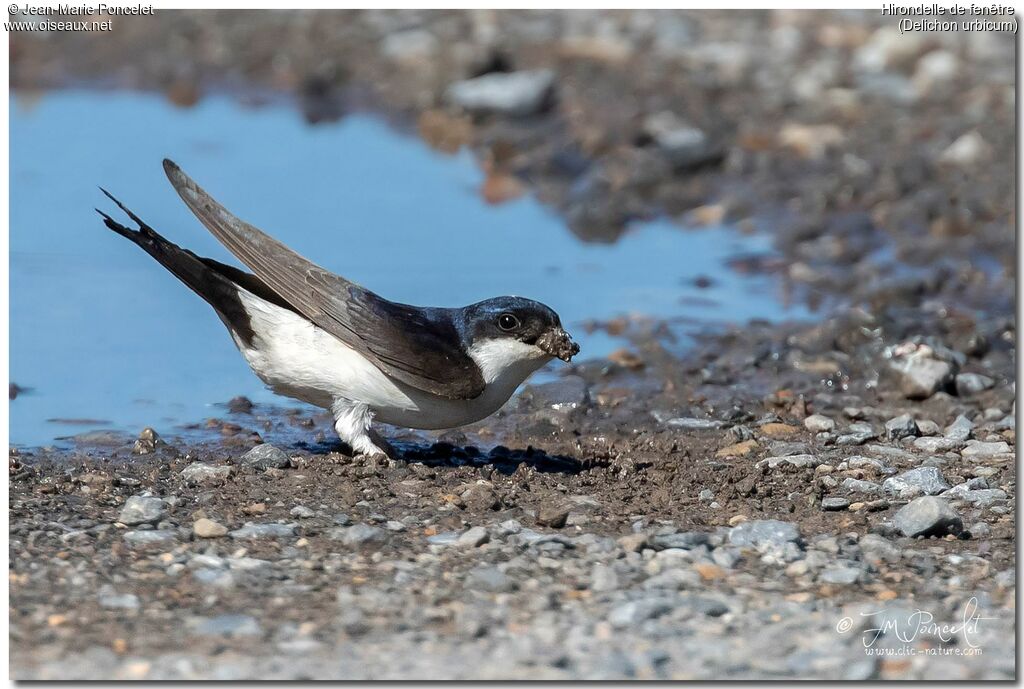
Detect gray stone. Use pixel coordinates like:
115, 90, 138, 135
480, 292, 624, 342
99, 591, 140, 610
836, 422, 877, 446
192, 518, 228, 538
883, 467, 950, 496
961, 440, 1012, 458
729, 520, 801, 549
803, 414, 835, 433
758, 454, 819, 469
945, 484, 1008, 505
956, 372, 995, 396
289, 505, 315, 519
589, 563, 620, 592
241, 444, 291, 470
913, 436, 963, 453
642, 111, 713, 169
893, 496, 963, 537
181, 463, 233, 484
891, 355, 955, 399
117, 495, 166, 525
123, 529, 176, 548
944, 415, 974, 442
822, 497, 850, 511
858, 534, 900, 565
698, 489, 715, 503
445, 69, 555, 117
916, 419, 941, 436
607, 599, 671, 628
467, 565, 515, 593
842, 478, 884, 496
819, 564, 862, 585
660, 416, 723, 430
460, 483, 500, 511
229, 522, 298, 540
457, 526, 490, 548
885, 414, 918, 440
331, 523, 387, 546
648, 531, 710, 550
426, 531, 461, 546
189, 614, 261, 638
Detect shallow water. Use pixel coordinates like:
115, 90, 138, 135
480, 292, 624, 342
10, 90, 808, 446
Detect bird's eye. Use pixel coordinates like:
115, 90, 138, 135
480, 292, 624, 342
497, 313, 520, 331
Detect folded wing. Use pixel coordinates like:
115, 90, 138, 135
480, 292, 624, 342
162, 159, 485, 400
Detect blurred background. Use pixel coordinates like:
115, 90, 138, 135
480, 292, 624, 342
9, 9, 1014, 446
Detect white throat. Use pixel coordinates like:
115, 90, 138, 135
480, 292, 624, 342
468, 338, 550, 386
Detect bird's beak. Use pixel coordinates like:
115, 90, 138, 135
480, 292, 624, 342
537, 327, 580, 362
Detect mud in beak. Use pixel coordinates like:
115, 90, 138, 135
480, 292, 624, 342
536, 327, 580, 362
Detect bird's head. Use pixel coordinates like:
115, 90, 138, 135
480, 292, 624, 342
458, 296, 579, 382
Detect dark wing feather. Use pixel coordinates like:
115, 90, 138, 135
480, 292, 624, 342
162, 159, 485, 400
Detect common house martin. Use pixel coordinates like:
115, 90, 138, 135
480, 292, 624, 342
97, 160, 580, 457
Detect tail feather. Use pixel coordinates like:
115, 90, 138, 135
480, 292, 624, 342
97, 190, 295, 347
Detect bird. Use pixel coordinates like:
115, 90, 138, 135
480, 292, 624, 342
97, 159, 580, 457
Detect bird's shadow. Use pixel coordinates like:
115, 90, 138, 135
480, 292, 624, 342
292, 438, 598, 475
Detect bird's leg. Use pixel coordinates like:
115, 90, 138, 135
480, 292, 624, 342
331, 399, 392, 458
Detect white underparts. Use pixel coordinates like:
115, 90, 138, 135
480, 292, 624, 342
229, 290, 552, 452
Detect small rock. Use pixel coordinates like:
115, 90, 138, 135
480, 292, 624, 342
607, 599, 670, 628
290, 506, 315, 519
842, 478, 884, 496
961, 440, 1012, 458
649, 531, 710, 550
99, 591, 140, 610
467, 565, 515, 593
331, 523, 387, 546
885, 414, 919, 440
241, 444, 291, 470
132, 427, 164, 455
457, 526, 490, 548
818, 564, 862, 585
117, 495, 166, 526
803, 414, 835, 433
759, 423, 799, 438
590, 563, 620, 592
663, 417, 723, 430
729, 520, 801, 548
955, 373, 995, 397
460, 483, 500, 511
758, 454, 819, 469
893, 496, 963, 537
229, 522, 297, 540
189, 614, 261, 638
123, 530, 176, 548
939, 130, 989, 167
913, 436, 963, 453
890, 351, 955, 400
698, 489, 715, 503
193, 518, 228, 538
715, 439, 759, 457
883, 467, 950, 497
916, 419, 942, 436
226, 396, 254, 413
536, 504, 570, 528
181, 463, 232, 484
945, 415, 974, 442
445, 69, 555, 117
642, 111, 715, 169
836, 422, 877, 446
822, 497, 850, 511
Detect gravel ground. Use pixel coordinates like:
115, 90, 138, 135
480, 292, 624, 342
9, 9, 1016, 680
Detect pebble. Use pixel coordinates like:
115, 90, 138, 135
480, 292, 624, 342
193, 518, 228, 538
956, 372, 995, 396
961, 440, 1012, 458
940, 130, 989, 167
913, 436, 962, 453
590, 563, 620, 592
757, 454, 819, 469
821, 497, 850, 511
842, 478, 884, 496
181, 463, 233, 484
945, 485, 1008, 505
836, 422, 877, 446
117, 495, 166, 526
445, 69, 555, 117
803, 414, 835, 433
607, 599, 671, 628
457, 526, 490, 548
893, 496, 963, 538
890, 353, 955, 400
460, 483, 500, 511
883, 467, 950, 497
229, 522, 298, 540
648, 531, 710, 550
642, 111, 713, 169
467, 565, 515, 593
662, 417, 723, 430
332, 523, 387, 546
290, 506, 316, 519
728, 520, 801, 549
188, 614, 262, 638
241, 444, 291, 470
885, 414, 918, 440
536, 504, 570, 528
98, 591, 140, 610
818, 564, 862, 585
122, 530, 176, 548
944, 414, 974, 442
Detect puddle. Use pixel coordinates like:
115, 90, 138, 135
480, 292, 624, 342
10, 90, 809, 447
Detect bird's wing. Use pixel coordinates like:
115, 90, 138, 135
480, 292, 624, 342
162, 159, 485, 400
